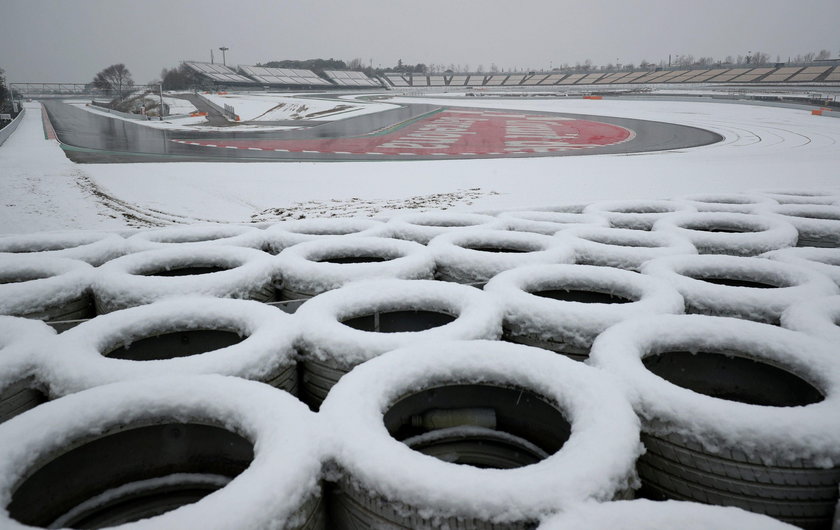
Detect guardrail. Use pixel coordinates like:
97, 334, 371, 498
195, 93, 240, 121
0, 108, 26, 147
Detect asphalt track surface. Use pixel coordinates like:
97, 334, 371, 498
43, 100, 723, 163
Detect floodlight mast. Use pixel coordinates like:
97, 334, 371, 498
219, 47, 229, 66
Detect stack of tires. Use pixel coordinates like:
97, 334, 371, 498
0, 190, 838, 528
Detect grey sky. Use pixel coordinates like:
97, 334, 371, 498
1, 0, 838, 84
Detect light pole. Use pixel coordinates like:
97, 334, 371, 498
219, 47, 229, 66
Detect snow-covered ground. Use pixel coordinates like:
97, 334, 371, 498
1, 96, 839, 233
203, 92, 398, 121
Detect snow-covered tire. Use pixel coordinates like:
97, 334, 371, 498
92, 245, 278, 313
47, 297, 299, 396
127, 224, 266, 251
558, 226, 696, 271
0, 230, 127, 266
536, 499, 796, 529
495, 210, 608, 235
320, 340, 642, 528
589, 315, 840, 529
762, 247, 840, 287
583, 199, 696, 230
275, 237, 435, 300
781, 296, 840, 344
0, 375, 325, 529
768, 204, 840, 248
756, 189, 839, 206
385, 212, 498, 244
0, 255, 94, 321
265, 218, 386, 254
484, 264, 684, 359
0, 317, 55, 424
652, 212, 799, 256
641, 254, 838, 324
428, 229, 575, 285
679, 193, 778, 214
295, 279, 503, 407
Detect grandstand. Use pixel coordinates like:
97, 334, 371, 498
184, 62, 256, 85
239, 66, 331, 87
323, 70, 381, 87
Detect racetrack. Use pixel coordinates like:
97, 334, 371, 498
43, 99, 721, 163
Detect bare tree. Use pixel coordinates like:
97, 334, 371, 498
752, 51, 770, 64
92, 64, 134, 99
816, 49, 831, 60
347, 58, 364, 70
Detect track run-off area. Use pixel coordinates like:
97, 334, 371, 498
2, 95, 839, 232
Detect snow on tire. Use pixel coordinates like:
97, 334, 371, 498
652, 212, 799, 256
92, 245, 278, 313
756, 189, 839, 206
583, 199, 696, 230
558, 225, 696, 271
428, 229, 575, 285
295, 279, 503, 408
0, 316, 55, 423
127, 223, 267, 251
0, 230, 127, 266
275, 236, 435, 300
679, 193, 778, 214
589, 315, 840, 529
385, 212, 498, 244
781, 295, 840, 345
47, 297, 299, 396
768, 204, 840, 248
0, 255, 94, 321
484, 264, 684, 360
0, 375, 325, 529
495, 210, 608, 235
265, 218, 386, 254
320, 340, 642, 528
762, 247, 840, 287
641, 254, 838, 324
536, 499, 796, 529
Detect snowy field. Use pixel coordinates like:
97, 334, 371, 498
203, 92, 398, 121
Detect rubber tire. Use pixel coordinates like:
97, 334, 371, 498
638, 431, 840, 529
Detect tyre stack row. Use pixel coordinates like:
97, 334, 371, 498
1, 189, 839, 528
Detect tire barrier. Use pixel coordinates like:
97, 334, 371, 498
0, 375, 325, 529
0, 316, 55, 424
762, 247, 840, 287
768, 204, 840, 248
781, 296, 840, 344
0, 255, 94, 321
0, 230, 127, 266
642, 254, 838, 324
46, 297, 299, 396
428, 229, 575, 285
495, 210, 608, 235
127, 224, 266, 251
320, 340, 642, 529
295, 279, 503, 408
559, 226, 696, 271
583, 199, 697, 230
536, 499, 796, 529
484, 264, 684, 360
275, 236, 435, 300
590, 315, 840, 529
92, 245, 278, 313
385, 212, 498, 244
265, 218, 386, 254
652, 212, 799, 256
757, 189, 839, 206
679, 193, 778, 214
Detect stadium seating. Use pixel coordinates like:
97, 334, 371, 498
184, 62, 256, 84
240, 66, 331, 86
323, 70, 380, 87
788, 66, 831, 82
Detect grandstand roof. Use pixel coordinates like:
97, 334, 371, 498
239, 66, 331, 86
183, 62, 256, 84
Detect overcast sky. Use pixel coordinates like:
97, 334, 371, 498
2, 0, 838, 84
